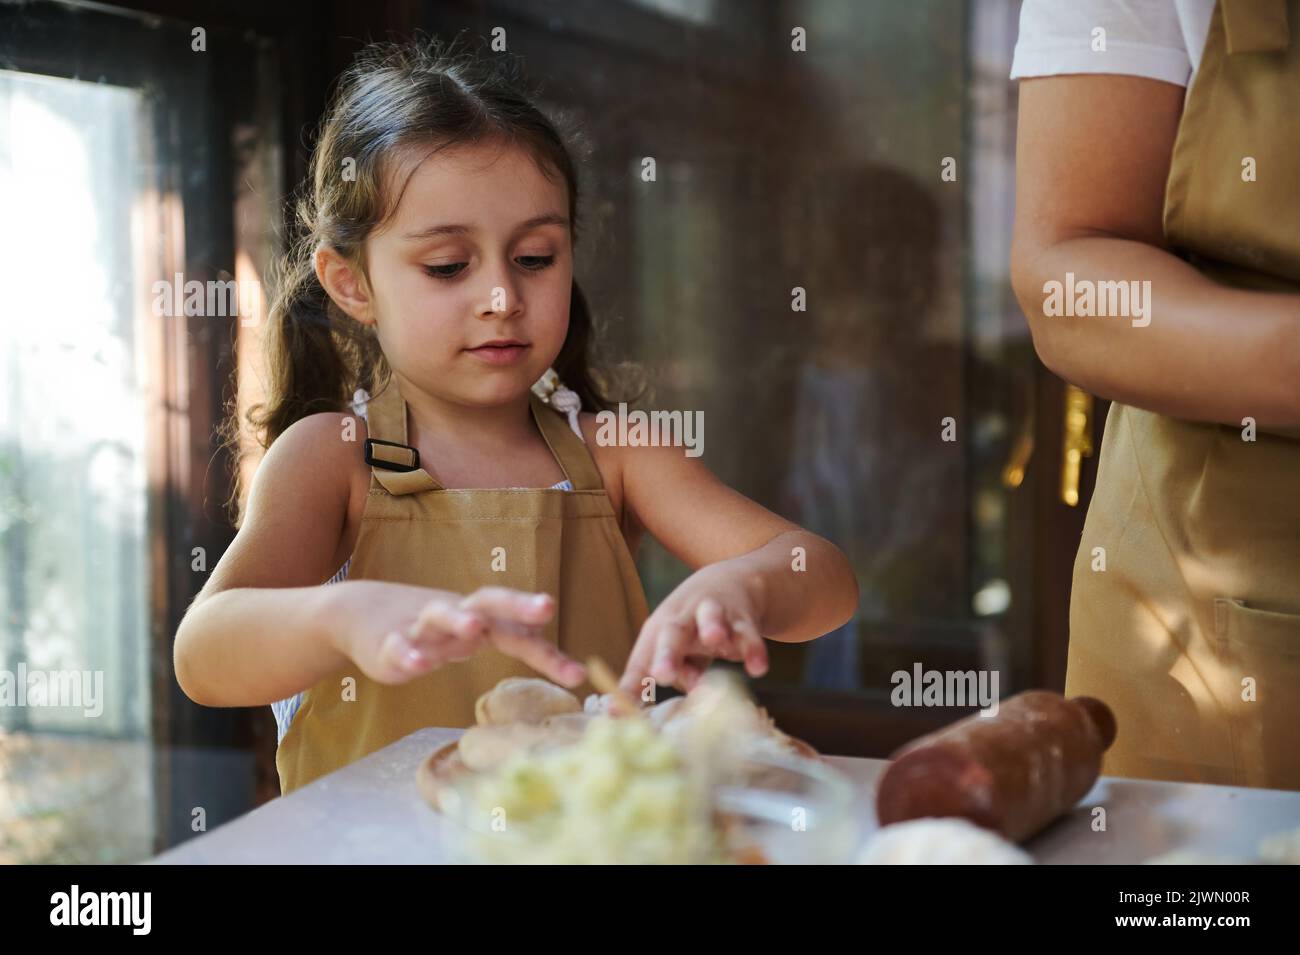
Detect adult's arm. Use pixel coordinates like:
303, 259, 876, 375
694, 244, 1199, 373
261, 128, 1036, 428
1011, 75, 1300, 428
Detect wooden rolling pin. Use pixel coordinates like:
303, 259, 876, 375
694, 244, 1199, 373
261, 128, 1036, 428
874, 691, 1116, 843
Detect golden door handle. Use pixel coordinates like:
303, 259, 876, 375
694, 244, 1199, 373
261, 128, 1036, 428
1060, 384, 1094, 506
1001, 428, 1034, 489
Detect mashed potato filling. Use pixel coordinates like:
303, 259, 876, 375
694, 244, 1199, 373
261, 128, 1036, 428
460, 715, 724, 864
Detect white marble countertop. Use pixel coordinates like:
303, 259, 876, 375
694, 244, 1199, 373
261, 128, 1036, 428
152, 727, 1300, 864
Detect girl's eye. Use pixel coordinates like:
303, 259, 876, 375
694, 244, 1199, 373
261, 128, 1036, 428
421, 256, 554, 281
423, 263, 466, 280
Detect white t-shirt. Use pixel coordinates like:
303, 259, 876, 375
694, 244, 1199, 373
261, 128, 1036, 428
1010, 0, 1215, 89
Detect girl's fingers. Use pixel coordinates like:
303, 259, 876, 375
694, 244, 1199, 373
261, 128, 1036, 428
410, 599, 484, 644
461, 587, 556, 626
693, 600, 747, 663
618, 623, 659, 696
480, 617, 546, 645
387, 600, 488, 677
377, 629, 434, 682
694, 600, 731, 651
651, 619, 693, 686
384, 626, 483, 680
710, 623, 747, 663
486, 623, 585, 687
439, 632, 482, 663
730, 617, 770, 677
678, 656, 708, 691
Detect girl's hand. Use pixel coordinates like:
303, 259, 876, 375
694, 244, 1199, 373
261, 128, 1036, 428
618, 563, 770, 695
332, 582, 586, 688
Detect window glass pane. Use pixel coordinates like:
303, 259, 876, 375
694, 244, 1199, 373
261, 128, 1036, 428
0, 70, 152, 863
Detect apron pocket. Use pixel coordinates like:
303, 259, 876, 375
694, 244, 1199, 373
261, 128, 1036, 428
1213, 597, 1300, 791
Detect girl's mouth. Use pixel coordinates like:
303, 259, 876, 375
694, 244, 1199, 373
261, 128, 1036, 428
464, 341, 531, 366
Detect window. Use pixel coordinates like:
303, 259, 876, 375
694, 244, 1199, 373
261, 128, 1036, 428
0, 0, 285, 860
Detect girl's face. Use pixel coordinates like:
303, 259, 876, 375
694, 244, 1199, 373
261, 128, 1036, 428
363, 141, 573, 408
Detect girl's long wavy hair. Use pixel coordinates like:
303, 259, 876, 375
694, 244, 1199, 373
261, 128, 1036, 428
220, 36, 633, 526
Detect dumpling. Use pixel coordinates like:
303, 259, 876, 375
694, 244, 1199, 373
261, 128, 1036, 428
856, 818, 1033, 865
539, 712, 595, 736
474, 677, 581, 726
458, 724, 557, 773
459, 712, 591, 773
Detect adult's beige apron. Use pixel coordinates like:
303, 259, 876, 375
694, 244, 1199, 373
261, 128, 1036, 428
1067, 0, 1300, 790
276, 377, 649, 794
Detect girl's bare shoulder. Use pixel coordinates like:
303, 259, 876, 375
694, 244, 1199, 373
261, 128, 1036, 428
204, 412, 370, 594
257, 411, 360, 479
264, 411, 372, 535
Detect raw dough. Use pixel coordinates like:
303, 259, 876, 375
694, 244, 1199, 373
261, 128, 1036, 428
856, 818, 1034, 865
458, 721, 586, 773
540, 712, 595, 735
459, 724, 551, 772
473, 677, 581, 727
653, 678, 806, 766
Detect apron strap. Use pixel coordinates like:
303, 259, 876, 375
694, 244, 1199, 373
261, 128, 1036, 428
1221, 0, 1289, 54
530, 394, 604, 492
364, 378, 443, 495
363, 378, 605, 494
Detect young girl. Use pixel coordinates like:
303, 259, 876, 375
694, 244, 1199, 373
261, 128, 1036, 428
174, 39, 859, 795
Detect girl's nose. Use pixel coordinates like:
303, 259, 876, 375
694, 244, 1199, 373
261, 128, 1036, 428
474, 269, 523, 320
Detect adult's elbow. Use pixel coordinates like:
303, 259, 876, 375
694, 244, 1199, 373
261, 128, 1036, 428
1011, 247, 1068, 378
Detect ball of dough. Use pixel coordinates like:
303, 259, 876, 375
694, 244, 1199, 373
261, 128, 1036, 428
458, 724, 557, 773
857, 818, 1033, 865
540, 712, 595, 736
460, 713, 592, 773
474, 677, 581, 726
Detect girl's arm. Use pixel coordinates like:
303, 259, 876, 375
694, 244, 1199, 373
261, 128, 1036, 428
605, 421, 859, 693
1012, 75, 1300, 428
175, 412, 379, 707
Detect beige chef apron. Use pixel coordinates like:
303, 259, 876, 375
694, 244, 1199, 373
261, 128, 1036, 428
275, 376, 649, 794
1067, 0, 1300, 790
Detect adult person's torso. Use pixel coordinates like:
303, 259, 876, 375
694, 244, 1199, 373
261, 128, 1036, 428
1067, 0, 1300, 790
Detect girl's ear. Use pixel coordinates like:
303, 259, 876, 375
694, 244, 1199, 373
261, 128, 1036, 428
315, 245, 376, 325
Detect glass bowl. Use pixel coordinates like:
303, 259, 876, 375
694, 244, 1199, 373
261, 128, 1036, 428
435, 747, 862, 865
